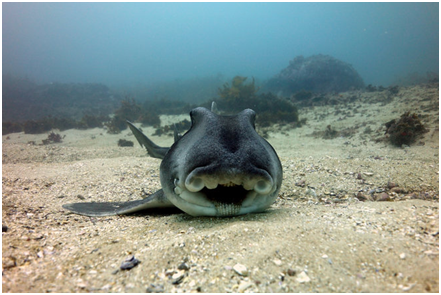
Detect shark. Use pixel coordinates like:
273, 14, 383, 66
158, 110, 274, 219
62, 104, 283, 217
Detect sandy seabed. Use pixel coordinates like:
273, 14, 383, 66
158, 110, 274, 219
2, 83, 439, 292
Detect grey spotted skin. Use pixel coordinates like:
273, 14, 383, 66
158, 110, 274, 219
63, 106, 283, 217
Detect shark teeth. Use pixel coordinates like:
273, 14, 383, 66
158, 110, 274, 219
173, 174, 276, 216
214, 203, 241, 216
184, 175, 274, 196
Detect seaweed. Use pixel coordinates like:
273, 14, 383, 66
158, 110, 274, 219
106, 97, 161, 133
117, 139, 134, 147
213, 77, 299, 126
257, 109, 298, 128
2, 122, 23, 135
23, 118, 53, 134
142, 99, 193, 115
388, 85, 399, 95
42, 132, 63, 145
218, 76, 258, 101
138, 109, 161, 127
323, 125, 339, 139
53, 117, 77, 131
366, 84, 377, 92
105, 115, 127, 134
115, 97, 143, 122
385, 112, 428, 146
292, 90, 313, 102
76, 114, 106, 129
153, 119, 191, 137
309, 124, 357, 140
3, 75, 119, 123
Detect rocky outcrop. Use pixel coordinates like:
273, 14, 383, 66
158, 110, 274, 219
264, 54, 365, 95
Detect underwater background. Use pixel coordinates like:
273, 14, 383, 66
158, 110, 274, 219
2, 3, 439, 292
2, 2, 439, 128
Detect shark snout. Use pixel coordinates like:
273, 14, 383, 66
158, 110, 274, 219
167, 147, 282, 216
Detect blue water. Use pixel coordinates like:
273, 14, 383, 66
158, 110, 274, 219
2, 2, 438, 88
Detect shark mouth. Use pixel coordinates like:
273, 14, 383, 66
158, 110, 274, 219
172, 171, 276, 216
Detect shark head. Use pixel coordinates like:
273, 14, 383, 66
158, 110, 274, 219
160, 107, 283, 217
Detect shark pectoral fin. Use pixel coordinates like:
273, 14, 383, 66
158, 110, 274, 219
126, 120, 169, 159
62, 189, 174, 217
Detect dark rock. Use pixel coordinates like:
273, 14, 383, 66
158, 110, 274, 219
264, 54, 365, 96
287, 268, 296, 276
177, 262, 190, 271
120, 255, 140, 270
356, 192, 369, 202
146, 284, 164, 293
2, 225, 8, 232
375, 192, 391, 202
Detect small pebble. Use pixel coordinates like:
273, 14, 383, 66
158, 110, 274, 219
171, 270, 185, 284
177, 262, 190, 270
146, 284, 164, 293
273, 258, 282, 266
120, 255, 140, 270
387, 182, 397, 189
295, 179, 306, 187
77, 281, 87, 289
305, 188, 317, 198
287, 268, 296, 276
238, 281, 253, 292
2, 225, 8, 232
375, 192, 391, 202
295, 271, 311, 283
390, 187, 405, 194
3, 257, 16, 269
355, 192, 368, 201
233, 263, 248, 276
399, 253, 406, 260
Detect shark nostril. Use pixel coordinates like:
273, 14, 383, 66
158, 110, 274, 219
186, 177, 205, 192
